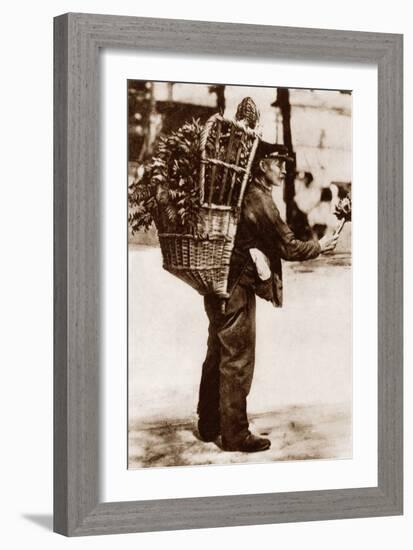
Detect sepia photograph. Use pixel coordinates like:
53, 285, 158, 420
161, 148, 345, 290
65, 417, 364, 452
127, 80, 352, 469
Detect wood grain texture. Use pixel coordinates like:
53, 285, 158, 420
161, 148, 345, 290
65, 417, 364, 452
53, 14, 69, 536
377, 32, 403, 509
53, 13, 403, 536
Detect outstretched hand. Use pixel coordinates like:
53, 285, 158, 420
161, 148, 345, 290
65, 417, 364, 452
319, 232, 339, 254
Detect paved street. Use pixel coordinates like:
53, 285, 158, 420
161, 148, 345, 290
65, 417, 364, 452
129, 403, 351, 468
128, 241, 352, 468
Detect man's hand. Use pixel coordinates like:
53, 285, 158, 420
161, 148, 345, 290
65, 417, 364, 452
319, 232, 339, 254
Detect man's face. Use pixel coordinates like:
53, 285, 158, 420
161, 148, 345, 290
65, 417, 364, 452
260, 157, 287, 187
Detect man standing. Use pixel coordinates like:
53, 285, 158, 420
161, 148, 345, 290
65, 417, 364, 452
197, 142, 339, 452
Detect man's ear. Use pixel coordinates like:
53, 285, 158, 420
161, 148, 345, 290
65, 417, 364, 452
258, 159, 267, 173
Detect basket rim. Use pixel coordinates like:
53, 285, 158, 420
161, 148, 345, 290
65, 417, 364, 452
158, 232, 232, 242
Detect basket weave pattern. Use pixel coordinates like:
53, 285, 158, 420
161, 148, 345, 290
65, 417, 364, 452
159, 207, 237, 296
159, 113, 259, 299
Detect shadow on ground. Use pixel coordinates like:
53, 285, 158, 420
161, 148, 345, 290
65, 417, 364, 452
128, 403, 351, 469
22, 514, 53, 531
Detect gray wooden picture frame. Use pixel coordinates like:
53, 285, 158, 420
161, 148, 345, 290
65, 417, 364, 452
53, 12, 403, 536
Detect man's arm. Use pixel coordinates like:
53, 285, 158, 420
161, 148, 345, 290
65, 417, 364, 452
257, 195, 321, 261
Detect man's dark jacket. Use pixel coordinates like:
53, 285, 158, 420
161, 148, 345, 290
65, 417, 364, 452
198, 178, 321, 447
228, 179, 321, 304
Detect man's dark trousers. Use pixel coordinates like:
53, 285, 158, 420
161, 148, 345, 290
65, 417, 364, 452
197, 276, 256, 449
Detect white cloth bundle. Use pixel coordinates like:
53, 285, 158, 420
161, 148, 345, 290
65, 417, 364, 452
249, 248, 271, 281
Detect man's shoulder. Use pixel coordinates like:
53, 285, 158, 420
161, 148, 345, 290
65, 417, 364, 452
243, 181, 281, 219
242, 185, 263, 224
244, 181, 270, 205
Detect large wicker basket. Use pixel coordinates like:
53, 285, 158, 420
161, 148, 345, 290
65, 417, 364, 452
159, 111, 260, 300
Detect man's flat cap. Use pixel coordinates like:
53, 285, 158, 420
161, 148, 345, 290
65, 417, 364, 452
254, 140, 294, 163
